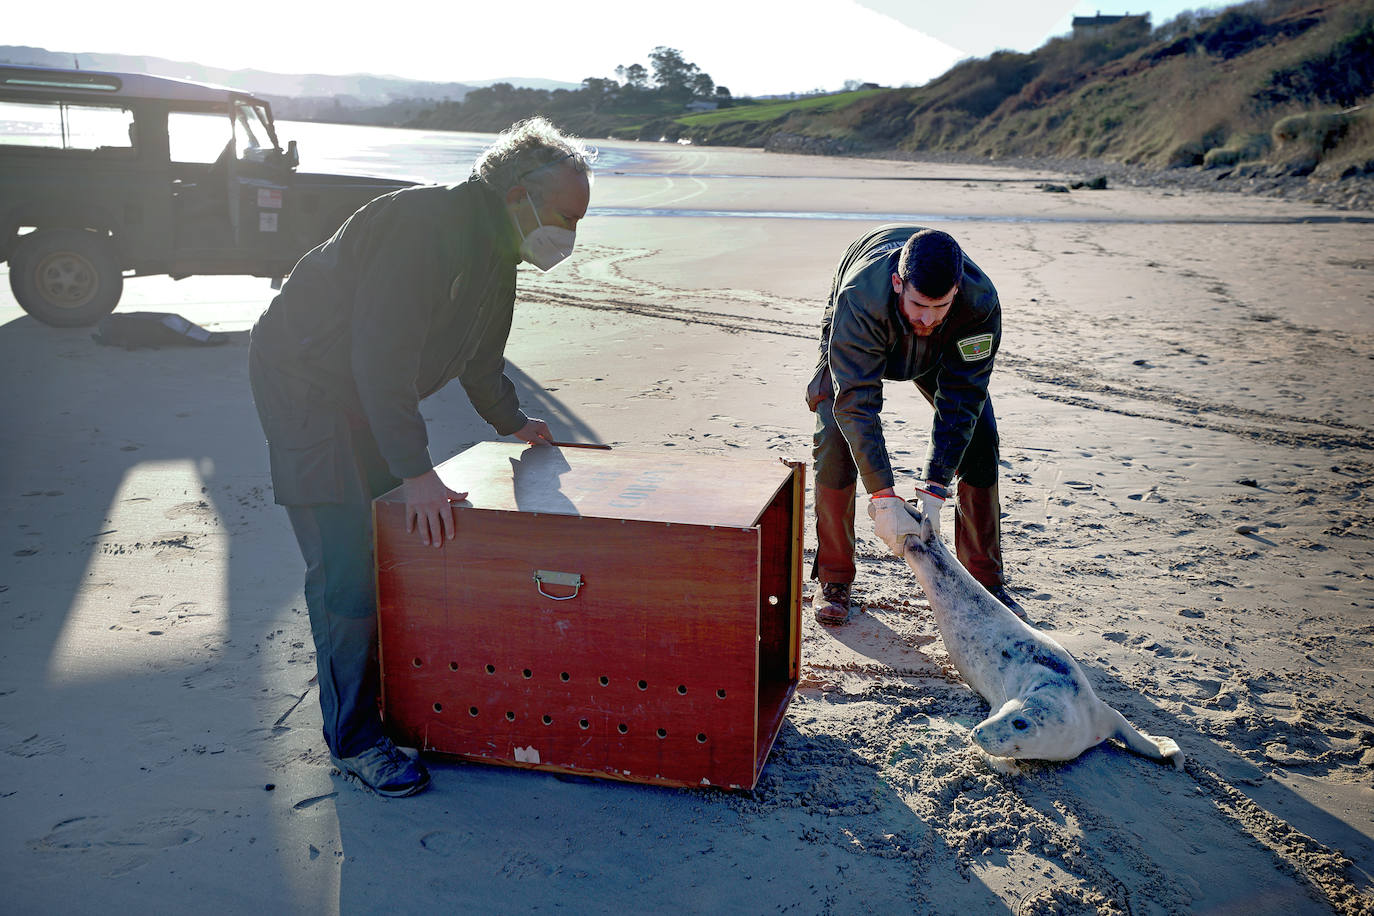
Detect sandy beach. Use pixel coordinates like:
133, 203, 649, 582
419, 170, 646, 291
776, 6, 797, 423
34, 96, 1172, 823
2, 138, 1371, 914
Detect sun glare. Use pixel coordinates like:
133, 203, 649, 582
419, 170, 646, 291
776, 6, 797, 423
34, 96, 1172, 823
47, 460, 229, 685
8, 0, 965, 96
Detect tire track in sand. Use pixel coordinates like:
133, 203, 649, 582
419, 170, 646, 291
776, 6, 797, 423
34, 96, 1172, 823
523, 245, 1373, 454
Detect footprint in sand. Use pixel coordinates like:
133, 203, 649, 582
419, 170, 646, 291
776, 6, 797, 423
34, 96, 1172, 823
28, 810, 207, 877
168, 601, 208, 618
420, 830, 477, 856
143, 601, 210, 632
4, 734, 67, 758
133, 718, 174, 743
164, 501, 213, 521
150, 532, 197, 558
6, 606, 40, 628
1103, 631, 1194, 660
1173, 677, 1224, 701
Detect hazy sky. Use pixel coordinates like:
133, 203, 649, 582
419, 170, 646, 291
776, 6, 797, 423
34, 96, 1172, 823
8, 0, 1217, 96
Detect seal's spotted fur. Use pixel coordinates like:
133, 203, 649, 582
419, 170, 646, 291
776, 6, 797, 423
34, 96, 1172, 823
895, 503, 1182, 768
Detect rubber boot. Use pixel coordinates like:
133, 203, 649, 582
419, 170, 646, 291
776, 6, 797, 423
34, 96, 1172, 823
956, 481, 1027, 619
954, 481, 1003, 589
812, 483, 857, 624
813, 483, 857, 584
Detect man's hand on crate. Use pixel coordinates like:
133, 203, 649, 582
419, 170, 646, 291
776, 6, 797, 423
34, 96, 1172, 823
514, 417, 554, 446
403, 469, 468, 548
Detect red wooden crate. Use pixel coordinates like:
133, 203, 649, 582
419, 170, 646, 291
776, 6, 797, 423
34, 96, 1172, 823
373, 443, 804, 790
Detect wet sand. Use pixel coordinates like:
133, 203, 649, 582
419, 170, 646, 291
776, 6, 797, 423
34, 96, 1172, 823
1, 140, 1371, 914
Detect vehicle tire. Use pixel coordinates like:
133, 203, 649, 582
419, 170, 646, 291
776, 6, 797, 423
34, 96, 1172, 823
8, 229, 124, 327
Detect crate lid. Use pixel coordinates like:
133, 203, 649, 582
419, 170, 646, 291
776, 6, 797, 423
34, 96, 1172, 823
378, 442, 796, 529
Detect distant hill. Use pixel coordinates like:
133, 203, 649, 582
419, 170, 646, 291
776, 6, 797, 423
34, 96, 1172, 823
465, 77, 583, 93
0, 45, 573, 104
671, 0, 1374, 182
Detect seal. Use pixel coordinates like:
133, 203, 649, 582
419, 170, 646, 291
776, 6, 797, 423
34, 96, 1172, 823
869, 498, 1183, 768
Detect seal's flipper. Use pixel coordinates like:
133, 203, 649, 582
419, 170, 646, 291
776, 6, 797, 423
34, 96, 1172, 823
980, 751, 1021, 776
1147, 735, 1185, 770
1106, 706, 1185, 769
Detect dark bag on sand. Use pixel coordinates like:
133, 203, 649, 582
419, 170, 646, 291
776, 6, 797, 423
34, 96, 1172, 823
92, 312, 228, 349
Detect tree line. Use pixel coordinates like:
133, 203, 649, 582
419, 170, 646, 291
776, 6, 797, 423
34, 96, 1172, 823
406, 47, 731, 135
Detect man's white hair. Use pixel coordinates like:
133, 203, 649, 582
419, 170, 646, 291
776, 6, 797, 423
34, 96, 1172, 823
473, 117, 596, 195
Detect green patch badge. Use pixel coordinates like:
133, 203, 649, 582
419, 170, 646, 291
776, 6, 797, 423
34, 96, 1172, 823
957, 333, 995, 362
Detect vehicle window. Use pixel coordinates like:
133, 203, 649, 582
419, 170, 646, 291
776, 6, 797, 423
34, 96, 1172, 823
168, 109, 232, 163
234, 101, 276, 163
0, 99, 134, 151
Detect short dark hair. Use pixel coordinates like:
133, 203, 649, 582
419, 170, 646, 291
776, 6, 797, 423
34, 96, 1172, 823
898, 229, 964, 298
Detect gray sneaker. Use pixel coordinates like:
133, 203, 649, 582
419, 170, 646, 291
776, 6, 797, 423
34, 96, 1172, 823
331, 738, 431, 798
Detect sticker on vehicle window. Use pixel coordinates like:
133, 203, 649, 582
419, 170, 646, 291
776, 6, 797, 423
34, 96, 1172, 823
259, 212, 278, 233
257, 188, 283, 209
956, 333, 994, 361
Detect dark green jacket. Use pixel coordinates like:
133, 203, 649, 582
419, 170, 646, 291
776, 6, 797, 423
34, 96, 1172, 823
250, 179, 524, 498
806, 224, 1001, 492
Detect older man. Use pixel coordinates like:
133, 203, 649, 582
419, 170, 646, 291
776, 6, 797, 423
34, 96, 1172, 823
807, 225, 1025, 626
249, 118, 594, 796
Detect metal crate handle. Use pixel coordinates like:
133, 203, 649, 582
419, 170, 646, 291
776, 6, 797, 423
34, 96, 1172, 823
533, 569, 584, 601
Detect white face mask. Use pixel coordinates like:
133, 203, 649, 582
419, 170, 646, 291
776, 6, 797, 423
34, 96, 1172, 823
516, 192, 576, 272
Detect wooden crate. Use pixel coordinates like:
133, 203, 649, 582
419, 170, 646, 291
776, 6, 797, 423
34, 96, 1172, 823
373, 442, 804, 790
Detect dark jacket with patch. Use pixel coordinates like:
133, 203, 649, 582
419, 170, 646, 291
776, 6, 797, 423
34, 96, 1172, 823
249, 179, 524, 504
806, 224, 1001, 492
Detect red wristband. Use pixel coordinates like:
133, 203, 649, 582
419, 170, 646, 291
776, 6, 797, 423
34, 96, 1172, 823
917, 482, 951, 500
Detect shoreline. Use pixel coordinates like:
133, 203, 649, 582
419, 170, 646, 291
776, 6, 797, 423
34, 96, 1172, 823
846, 145, 1374, 212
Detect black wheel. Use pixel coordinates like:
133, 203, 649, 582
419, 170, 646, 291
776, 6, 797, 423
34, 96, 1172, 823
8, 229, 124, 327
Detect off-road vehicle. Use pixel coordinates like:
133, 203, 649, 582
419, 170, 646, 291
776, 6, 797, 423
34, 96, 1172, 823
0, 65, 416, 326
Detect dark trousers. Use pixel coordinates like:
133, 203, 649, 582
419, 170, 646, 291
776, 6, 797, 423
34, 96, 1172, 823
812, 377, 1003, 587
249, 344, 402, 758
282, 426, 400, 759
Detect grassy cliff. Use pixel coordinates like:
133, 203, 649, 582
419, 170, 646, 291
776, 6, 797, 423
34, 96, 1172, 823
672, 0, 1373, 180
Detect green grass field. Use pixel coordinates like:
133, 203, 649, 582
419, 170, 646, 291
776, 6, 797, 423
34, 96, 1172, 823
675, 89, 885, 127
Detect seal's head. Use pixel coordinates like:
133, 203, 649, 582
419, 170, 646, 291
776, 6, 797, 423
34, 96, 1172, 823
971, 694, 1094, 761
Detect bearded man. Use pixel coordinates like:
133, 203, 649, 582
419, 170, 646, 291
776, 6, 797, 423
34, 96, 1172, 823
807, 225, 1025, 626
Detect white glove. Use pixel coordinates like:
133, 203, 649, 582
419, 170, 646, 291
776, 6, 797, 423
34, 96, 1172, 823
913, 481, 950, 535
868, 496, 921, 557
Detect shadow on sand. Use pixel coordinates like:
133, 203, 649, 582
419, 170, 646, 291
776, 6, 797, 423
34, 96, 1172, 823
330, 721, 1010, 914
820, 565, 1373, 913
0, 313, 737, 911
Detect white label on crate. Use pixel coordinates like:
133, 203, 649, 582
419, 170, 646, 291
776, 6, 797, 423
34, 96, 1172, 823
513, 745, 541, 764
257, 188, 283, 208
259, 212, 278, 233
